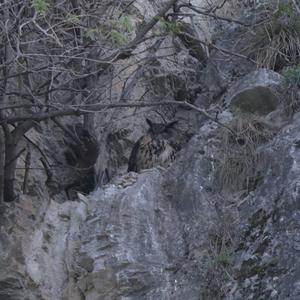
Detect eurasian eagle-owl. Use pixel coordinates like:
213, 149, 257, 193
128, 119, 179, 172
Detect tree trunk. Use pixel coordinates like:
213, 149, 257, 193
3, 121, 33, 202
3, 131, 18, 202
0, 127, 5, 202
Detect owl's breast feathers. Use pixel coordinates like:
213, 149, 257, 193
127, 134, 176, 172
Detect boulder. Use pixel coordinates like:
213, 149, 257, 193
227, 69, 282, 115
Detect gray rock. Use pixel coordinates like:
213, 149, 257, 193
225, 114, 300, 299
177, 22, 207, 62
204, 25, 255, 101
227, 69, 283, 115
3, 1, 300, 300
62, 133, 218, 299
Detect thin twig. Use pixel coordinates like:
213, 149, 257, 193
292, 0, 300, 15
182, 101, 236, 135
22, 147, 31, 194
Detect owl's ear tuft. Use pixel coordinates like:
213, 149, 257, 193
166, 120, 178, 129
146, 118, 153, 129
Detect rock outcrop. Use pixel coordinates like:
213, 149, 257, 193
1, 1, 300, 299
227, 69, 282, 115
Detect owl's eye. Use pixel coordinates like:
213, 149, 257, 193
236, 138, 245, 146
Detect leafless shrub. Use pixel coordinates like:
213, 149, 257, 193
216, 115, 277, 193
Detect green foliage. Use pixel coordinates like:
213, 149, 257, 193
283, 65, 300, 84
110, 15, 133, 45
67, 14, 80, 24
278, 2, 296, 17
119, 15, 134, 33
83, 14, 133, 44
283, 65, 300, 115
276, 1, 300, 32
31, 0, 49, 16
157, 17, 183, 36
85, 28, 100, 41
216, 251, 232, 267
111, 29, 127, 45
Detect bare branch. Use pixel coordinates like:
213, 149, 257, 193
170, 4, 249, 27
1, 100, 236, 135
179, 31, 257, 63
111, 0, 178, 60
292, 0, 300, 15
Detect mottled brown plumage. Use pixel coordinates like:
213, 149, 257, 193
128, 119, 178, 172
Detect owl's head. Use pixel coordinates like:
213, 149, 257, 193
146, 118, 178, 135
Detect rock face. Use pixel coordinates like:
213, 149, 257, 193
1, 1, 300, 300
225, 113, 300, 299
63, 133, 219, 299
227, 69, 282, 115
4, 112, 300, 299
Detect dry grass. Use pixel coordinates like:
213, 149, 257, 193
285, 85, 300, 115
216, 115, 277, 193
243, 1, 300, 70
283, 65, 300, 115
202, 216, 235, 299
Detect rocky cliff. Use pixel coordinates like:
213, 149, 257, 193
1, 0, 300, 299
